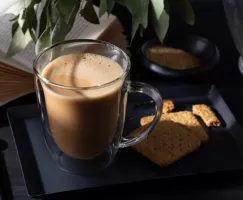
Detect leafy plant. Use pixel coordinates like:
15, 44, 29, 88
6, 0, 195, 57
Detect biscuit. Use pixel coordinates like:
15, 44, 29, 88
130, 120, 201, 166
140, 111, 208, 143
146, 46, 200, 70
163, 99, 175, 114
192, 104, 221, 127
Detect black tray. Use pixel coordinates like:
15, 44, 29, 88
6, 84, 243, 198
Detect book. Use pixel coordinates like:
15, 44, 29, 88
0, 5, 128, 106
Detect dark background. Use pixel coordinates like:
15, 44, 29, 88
2, 0, 243, 199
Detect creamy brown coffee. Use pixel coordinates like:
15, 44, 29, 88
41, 53, 124, 159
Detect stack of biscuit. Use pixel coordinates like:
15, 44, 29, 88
130, 100, 221, 167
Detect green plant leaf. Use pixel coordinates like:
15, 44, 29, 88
50, 18, 68, 44
51, 0, 79, 44
99, 0, 107, 17
36, 0, 80, 54
139, 25, 144, 37
18, 9, 27, 33
131, 17, 139, 42
38, 0, 50, 38
18, 0, 40, 35
24, 0, 33, 8
36, 0, 80, 56
56, 0, 80, 24
170, 0, 195, 25
152, 0, 169, 42
29, 27, 37, 42
49, 1, 59, 26
141, 0, 149, 28
40, 0, 48, 9
35, 26, 51, 54
11, 21, 19, 36
80, 1, 100, 24
125, 0, 149, 29
99, 0, 115, 17
151, 0, 164, 19
122, 0, 149, 42
28, 9, 38, 42
106, 0, 115, 14
7, 27, 32, 57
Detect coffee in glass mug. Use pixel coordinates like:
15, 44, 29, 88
34, 40, 162, 174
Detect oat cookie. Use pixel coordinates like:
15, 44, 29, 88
146, 46, 200, 70
192, 104, 221, 127
140, 111, 208, 143
163, 99, 175, 114
130, 120, 201, 166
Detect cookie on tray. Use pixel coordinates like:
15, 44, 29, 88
192, 104, 221, 127
140, 111, 208, 143
130, 120, 201, 166
162, 99, 175, 114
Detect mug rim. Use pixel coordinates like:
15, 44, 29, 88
33, 39, 130, 91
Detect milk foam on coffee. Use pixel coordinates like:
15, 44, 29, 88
41, 53, 124, 159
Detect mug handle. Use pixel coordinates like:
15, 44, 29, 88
119, 81, 163, 148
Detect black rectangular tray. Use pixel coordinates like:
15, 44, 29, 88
6, 84, 243, 198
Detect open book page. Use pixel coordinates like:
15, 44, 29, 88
0, 14, 34, 73
0, 5, 117, 74
69, 6, 116, 40
0, 0, 23, 16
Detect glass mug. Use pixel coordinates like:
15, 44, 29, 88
34, 39, 163, 175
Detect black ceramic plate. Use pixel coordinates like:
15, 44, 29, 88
139, 35, 220, 78
7, 84, 243, 198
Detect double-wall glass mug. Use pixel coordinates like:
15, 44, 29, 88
34, 40, 163, 175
